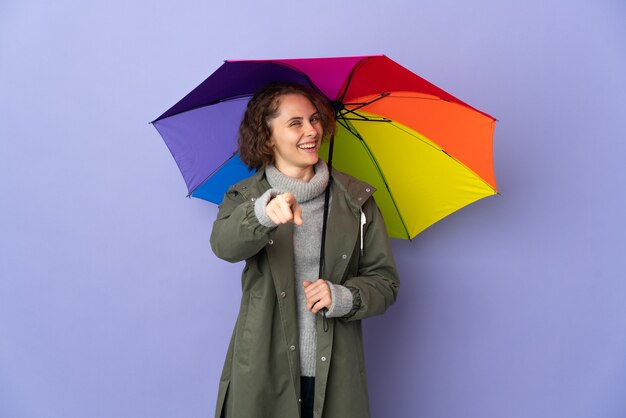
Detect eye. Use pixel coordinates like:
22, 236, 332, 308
310, 115, 320, 124
289, 120, 302, 127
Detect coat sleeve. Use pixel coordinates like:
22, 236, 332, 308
210, 187, 277, 263
342, 198, 400, 321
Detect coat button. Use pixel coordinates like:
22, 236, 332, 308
251, 197, 256, 202
357, 197, 362, 201
280, 291, 286, 298
321, 356, 327, 362
298, 398, 302, 403
366, 188, 371, 193
289, 345, 296, 351
341, 254, 347, 259
268, 239, 274, 245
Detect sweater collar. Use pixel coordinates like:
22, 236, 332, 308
241, 164, 375, 210
265, 161, 329, 203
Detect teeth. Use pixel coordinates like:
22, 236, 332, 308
298, 143, 316, 149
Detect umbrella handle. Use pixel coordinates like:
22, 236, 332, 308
318, 135, 335, 333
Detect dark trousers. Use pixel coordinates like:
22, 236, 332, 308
300, 376, 315, 418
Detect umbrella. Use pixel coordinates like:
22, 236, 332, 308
151, 55, 497, 239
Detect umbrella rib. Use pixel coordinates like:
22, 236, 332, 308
338, 107, 391, 123
336, 116, 362, 139
152, 95, 253, 123
340, 116, 391, 122
337, 115, 412, 240
337, 94, 393, 123
343, 92, 391, 112
336, 56, 375, 103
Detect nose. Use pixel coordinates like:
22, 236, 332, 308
304, 121, 318, 137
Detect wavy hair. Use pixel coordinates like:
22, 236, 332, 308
238, 82, 336, 170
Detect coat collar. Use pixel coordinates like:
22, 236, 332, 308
232, 164, 376, 210
328, 168, 376, 211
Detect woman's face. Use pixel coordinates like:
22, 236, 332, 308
267, 93, 323, 180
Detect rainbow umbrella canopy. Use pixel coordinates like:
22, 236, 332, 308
152, 55, 497, 239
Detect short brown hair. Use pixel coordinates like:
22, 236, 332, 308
238, 82, 336, 169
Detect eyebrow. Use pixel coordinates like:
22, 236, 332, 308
285, 112, 320, 123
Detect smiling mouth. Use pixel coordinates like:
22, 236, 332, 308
297, 142, 318, 150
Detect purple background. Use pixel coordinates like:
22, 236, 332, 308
1, 1, 625, 417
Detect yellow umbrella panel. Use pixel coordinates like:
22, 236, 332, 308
320, 98, 497, 239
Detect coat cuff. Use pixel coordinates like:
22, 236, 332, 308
326, 283, 354, 318
253, 189, 283, 227
343, 286, 362, 319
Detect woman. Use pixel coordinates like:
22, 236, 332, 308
210, 82, 399, 418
